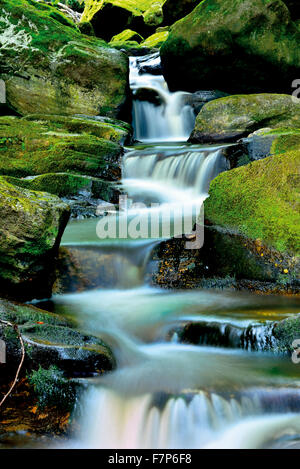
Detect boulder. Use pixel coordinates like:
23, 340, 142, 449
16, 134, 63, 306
161, 0, 300, 94
0, 299, 114, 378
0, 0, 129, 118
0, 116, 124, 180
0, 177, 70, 300
205, 151, 300, 255
190, 94, 300, 143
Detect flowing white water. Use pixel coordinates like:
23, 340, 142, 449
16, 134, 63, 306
130, 53, 195, 142
53, 54, 300, 450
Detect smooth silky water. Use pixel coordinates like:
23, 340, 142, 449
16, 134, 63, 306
50, 53, 300, 449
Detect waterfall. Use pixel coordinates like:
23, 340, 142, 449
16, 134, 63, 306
51, 53, 300, 452
123, 145, 228, 198
130, 53, 195, 142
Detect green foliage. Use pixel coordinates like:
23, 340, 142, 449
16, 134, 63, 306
28, 365, 78, 410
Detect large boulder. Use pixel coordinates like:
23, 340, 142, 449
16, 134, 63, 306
0, 116, 124, 180
161, 0, 300, 93
0, 177, 70, 300
205, 151, 300, 256
0, 299, 114, 378
0, 0, 129, 118
190, 94, 300, 142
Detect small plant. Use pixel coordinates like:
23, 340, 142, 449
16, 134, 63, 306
28, 365, 78, 411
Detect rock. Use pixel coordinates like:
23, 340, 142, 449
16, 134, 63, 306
83, 0, 164, 41
170, 313, 300, 355
141, 31, 169, 49
0, 116, 124, 180
143, 3, 163, 28
0, 177, 70, 300
0, 298, 115, 378
162, 0, 199, 26
186, 90, 229, 115
54, 245, 142, 293
190, 94, 300, 143
1, 0, 129, 118
161, 0, 300, 94
3, 173, 121, 218
111, 29, 144, 44
243, 128, 300, 162
152, 226, 300, 294
205, 151, 300, 256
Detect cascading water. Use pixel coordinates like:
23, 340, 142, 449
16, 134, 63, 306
130, 53, 195, 142
49, 53, 300, 450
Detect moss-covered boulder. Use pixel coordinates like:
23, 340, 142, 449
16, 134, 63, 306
205, 151, 300, 255
0, 0, 129, 117
161, 0, 300, 93
0, 116, 123, 179
0, 299, 115, 381
190, 94, 300, 143
0, 177, 70, 300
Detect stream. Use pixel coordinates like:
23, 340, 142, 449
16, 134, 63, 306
50, 53, 300, 449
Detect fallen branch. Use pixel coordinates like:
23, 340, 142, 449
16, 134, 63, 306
0, 319, 25, 408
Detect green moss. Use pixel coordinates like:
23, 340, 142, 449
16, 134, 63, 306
111, 29, 144, 43
1, 0, 128, 117
0, 116, 123, 180
191, 94, 300, 141
28, 365, 78, 410
141, 31, 169, 47
205, 152, 300, 254
161, 0, 300, 93
273, 315, 300, 354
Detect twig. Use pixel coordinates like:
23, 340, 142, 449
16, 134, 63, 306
0, 319, 25, 408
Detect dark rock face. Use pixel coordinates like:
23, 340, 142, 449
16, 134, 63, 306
162, 0, 199, 26
152, 226, 300, 295
171, 313, 300, 355
161, 0, 300, 94
186, 90, 229, 115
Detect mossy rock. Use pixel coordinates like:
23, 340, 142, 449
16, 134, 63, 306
190, 94, 300, 143
0, 176, 70, 300
83, 0, 165, 41
0, 299, 115, 400
141, 31, 169, 48
3, 173, 117, 200
0, 116, 123, 180
111, 29, 144, 44
272, 314, 300, 354
205, 151, 300, 255
0, 0, 128, 117
161, 0, 300, 93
